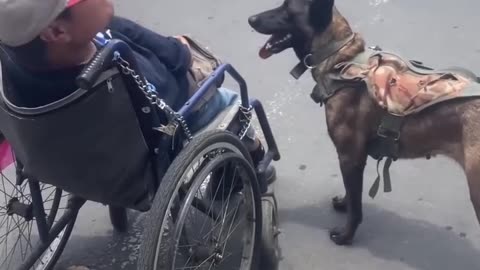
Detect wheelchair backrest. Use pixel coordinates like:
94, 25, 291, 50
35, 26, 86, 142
0, 48, 157, 211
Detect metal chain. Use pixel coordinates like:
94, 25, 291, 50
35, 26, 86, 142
238, 101, 253, 140
113, 53, 193, 140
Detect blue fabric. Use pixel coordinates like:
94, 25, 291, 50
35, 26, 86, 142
186, 87, 238, 133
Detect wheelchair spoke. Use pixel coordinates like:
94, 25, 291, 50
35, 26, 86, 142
2, 174, 24, 199
0, 179, 9, 204
43, 188, 57, 203
0, 187, 10, 202
14, 215, 33, 259
2, 224, 22, 269
207, 261, 215, 270
0, 220, 28, 244
199, 164, 238, 240
219, 215, 246, 251
190, 253, 216, 270
216, 165, 238, 239
198, 170, 225, 235
220, 205, 243, 252
200, 200, 242, 242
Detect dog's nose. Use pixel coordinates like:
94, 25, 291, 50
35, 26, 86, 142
248, 15, 259, 27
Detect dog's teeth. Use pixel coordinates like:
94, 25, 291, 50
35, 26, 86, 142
266, 42, 272, 49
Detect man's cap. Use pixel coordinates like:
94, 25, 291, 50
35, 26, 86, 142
0, 0, 84, 47
67, 0, 84, 8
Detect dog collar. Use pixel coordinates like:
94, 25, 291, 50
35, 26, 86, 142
290, 33, 356, 80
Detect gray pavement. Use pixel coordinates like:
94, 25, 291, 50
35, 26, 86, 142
55, 0, 480, 269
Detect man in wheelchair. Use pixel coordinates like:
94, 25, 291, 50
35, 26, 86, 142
0, 0, 275, 181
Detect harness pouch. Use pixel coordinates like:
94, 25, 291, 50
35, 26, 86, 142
0, 69, 154, 211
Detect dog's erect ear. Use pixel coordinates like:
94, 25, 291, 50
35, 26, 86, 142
308, 0, 335, 32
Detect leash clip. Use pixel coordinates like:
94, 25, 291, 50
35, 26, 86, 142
303, 54, 316, 69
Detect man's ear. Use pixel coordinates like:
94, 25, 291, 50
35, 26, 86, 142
308, 0, 334, 32
39, 22, 71, 44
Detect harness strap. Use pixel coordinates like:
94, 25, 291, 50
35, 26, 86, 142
290, 33, 356, 80
368, 157, 393, 199
367, 112, 403, 198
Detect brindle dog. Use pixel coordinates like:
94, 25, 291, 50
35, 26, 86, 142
248, 0, 480, 246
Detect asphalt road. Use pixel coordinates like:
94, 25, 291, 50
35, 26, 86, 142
54, 0, 480, 269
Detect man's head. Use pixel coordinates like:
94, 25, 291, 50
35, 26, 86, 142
0, 0, 114, 68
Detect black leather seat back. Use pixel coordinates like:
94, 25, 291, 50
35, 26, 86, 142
0, 51, 155, 210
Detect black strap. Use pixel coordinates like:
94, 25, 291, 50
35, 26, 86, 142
368, 157, 394, 199
368, 159, 382, 198
290, 62, 308, 80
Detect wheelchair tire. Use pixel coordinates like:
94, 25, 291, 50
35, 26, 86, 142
37, 217, 77, 270
259, 195, 281, 270
137, 130, 262, 270
109, 206, 128, 233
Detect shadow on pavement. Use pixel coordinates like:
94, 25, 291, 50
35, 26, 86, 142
53, 212, 145, 270
279, 202, 480, 270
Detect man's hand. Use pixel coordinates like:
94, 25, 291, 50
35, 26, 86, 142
174, 35, 193, 67
174, 35, 190, 49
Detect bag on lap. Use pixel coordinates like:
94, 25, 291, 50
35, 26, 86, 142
181, 35, 226, 108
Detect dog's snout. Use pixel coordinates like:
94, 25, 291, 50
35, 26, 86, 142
248, 15, 260, 28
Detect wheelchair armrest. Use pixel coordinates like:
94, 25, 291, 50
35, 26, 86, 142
178, 63, 250, 118
76, 39, 141, 90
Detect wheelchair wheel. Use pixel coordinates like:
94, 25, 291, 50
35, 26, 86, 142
109, 206, 128, 233
138, 130, 262, 270
0, 145, 75, 270
259, 194, 281, 270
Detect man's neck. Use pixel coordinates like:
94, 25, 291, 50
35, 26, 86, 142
46, 41, 97, 70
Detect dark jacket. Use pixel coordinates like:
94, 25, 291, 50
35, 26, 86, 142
2, 16, 192, 110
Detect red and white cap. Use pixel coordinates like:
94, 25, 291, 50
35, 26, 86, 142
0, 0, 86, 47
67, 0, 85, 7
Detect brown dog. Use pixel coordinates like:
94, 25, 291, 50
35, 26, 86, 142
248, 0, 480, 245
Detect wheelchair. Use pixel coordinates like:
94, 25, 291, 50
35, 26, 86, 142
0, 39, 281, 270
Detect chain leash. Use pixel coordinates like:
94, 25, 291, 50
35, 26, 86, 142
112, 52, 253, 141
238, 102, 253, 140
113, 52, 193, 140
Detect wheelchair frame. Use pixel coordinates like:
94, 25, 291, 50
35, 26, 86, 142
2, 40, 280, 270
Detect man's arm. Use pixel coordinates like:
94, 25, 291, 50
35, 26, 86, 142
107, 16, 191, 75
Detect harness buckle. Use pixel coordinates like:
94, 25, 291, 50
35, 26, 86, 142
377, 125, 401, 141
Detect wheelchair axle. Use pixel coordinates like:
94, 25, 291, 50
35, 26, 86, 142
6, 197, 33, 221
189, 240, 224, 265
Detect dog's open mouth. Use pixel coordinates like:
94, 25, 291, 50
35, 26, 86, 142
259, 33, 293, 59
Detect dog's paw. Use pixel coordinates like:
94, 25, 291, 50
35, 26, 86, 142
332, 196, 347, 213
329, 227, 354, 246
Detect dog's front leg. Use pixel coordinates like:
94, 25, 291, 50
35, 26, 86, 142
329, 150, 367, 246
324, 90, 369, 245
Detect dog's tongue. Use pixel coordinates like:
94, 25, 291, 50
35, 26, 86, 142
259, 47, 272, 59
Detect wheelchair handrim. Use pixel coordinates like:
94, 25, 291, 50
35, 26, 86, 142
172, 153, 256, 269
153, 141, 254, 270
